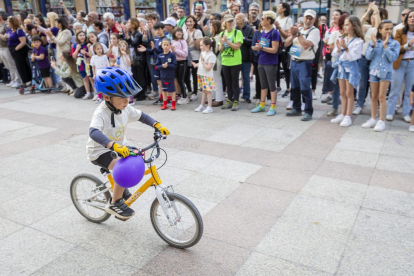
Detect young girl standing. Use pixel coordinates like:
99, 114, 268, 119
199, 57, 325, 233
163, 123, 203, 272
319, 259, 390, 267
116, 40, 135, 105
87, 32, 108, 55
194, 37, 217, 114
330, 16, 364, 127
107, 33, 120, 66
71, 30, 93, 100
171, 27, 189, 104
362, 21, 400, 131
90, 43, 110, 103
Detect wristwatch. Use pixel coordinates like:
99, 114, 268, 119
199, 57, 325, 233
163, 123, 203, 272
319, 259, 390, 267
296, 32, 301, 38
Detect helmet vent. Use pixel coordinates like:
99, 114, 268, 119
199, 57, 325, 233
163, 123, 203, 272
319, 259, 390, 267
106, 86, 114, 91
115, 69, 125, 76
109, 74, 117, 80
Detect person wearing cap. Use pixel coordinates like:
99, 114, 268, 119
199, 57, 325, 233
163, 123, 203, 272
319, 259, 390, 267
251, 10, 280, 116
284, 9, 320, 121
218, 14, 244, 111
248, 2, 260, 30
161, 18, 176, 40
177, 7, 187, 28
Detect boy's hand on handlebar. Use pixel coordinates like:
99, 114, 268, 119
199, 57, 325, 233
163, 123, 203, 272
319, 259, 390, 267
112, 143, 130, 158
154, 122, 170, 136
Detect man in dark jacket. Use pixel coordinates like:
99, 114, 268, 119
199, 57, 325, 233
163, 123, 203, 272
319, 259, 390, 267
236, 13, 254, 103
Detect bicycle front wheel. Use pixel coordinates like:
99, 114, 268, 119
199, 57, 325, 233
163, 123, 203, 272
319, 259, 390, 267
150, 193, 203, 249
70, 173, 111, 223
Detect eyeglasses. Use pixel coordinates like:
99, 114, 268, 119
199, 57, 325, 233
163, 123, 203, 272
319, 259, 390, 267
402, 13, 408, 16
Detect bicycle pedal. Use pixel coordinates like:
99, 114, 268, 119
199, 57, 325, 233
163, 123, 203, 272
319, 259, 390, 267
114, 216, 130, 222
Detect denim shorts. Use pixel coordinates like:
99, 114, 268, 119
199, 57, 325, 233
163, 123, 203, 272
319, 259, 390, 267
337, 69, 350, 81
369, 72, 392, 83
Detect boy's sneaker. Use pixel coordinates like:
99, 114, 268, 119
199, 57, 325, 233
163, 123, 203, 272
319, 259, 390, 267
286, 101, 293, 110
195, 105, 204, 112
321, 95, 331, 103
153, 98, 163, 105
202, 106, 213, 114
286, 109, 301, 116
281, 90, 290, 98
123, 189, 132, 201
11, 82, 21, 88
301, 113, 312, 121
190, 94, 198, 101
221, 100, 233, 109
327, 108, 338, 117
92, 94, 99, 101
148, 93, 159, 100
177, 97, 190, 105
83, 92, 93, 100
105, 198, 135, 219
231, 101, 239, 111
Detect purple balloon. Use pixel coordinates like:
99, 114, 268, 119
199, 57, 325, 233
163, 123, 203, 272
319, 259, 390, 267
112, 155, 145, 188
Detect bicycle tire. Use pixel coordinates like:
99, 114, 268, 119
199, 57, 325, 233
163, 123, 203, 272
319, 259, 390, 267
150, 192, 203, 249
70, 173, 111, 223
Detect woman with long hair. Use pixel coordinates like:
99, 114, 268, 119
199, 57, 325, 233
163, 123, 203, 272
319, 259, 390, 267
7, 16, 31, 88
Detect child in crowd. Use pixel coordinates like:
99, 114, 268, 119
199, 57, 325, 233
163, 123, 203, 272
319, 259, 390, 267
194, 37, 216, 114
107, 33, 120, 66
155, 38, 177, 110
116, 40, 134, 105
362, 20, 400, 132
71, 30, 93, 100
330, 16, 364, 127
31, 35, 54, 90
88, 32, 108, 54
149, 22, 167, 103
90, 43, 110, 103
171, 27, 189, 104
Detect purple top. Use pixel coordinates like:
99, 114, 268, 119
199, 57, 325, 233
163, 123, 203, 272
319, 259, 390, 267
50, 27, 59, 49
258, 28, 280, 65
7, 29, 25, 47
33, 46, 50, 69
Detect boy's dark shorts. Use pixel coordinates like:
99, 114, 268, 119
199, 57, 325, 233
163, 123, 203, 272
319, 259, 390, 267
162, 81, 175, 92
154, 67, 160, 80
40, 67, 51, 78
91, 151, 113, 169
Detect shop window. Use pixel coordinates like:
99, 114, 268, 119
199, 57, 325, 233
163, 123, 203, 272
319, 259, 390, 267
96, 0, 125, 22
135, 0, 157, 15
221, 0, 245, 13
11, 0, 35, 16
47, 0, 77, 17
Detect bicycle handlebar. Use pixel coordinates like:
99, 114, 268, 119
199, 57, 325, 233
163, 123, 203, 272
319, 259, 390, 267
110, 130, 166, 163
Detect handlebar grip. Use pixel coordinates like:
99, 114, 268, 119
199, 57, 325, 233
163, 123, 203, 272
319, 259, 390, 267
110, 151, 118, 159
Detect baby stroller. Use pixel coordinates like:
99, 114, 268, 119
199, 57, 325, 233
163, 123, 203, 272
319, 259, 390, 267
18, 62, 56, 95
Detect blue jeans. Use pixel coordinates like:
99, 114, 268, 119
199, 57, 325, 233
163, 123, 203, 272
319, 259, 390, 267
387, 60, 414, 116
146, 54, 158, 93
290, 60, 313, 115
357, 56, 370, 108
241, 62, 251, 99
332, 82, 340, 110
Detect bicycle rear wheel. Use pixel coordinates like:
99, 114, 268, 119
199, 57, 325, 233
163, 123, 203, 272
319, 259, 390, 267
70, 173, 111, 223
150, 192, 203, 249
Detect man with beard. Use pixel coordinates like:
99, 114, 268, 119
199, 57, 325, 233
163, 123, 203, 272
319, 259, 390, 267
195, 4, 208, 29
248, 2, 260, 30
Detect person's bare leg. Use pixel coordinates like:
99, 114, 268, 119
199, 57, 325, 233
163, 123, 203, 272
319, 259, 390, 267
338, 79, 347, 116
108, 158, 124, 203
174, 78, 180, 95
345, 82, 355, 116
201, 91, 206, 107
45, 77, 53, 88
370, 82, 379, 119
83, 77, 90, 92
379, 81, 390, 121
206, 91, 212, 107
171, 91, 176, 101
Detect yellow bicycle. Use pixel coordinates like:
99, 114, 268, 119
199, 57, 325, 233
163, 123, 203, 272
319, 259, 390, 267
70, 131, 203, 248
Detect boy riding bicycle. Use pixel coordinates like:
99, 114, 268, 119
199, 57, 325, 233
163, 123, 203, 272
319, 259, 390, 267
86, 67, 169, 219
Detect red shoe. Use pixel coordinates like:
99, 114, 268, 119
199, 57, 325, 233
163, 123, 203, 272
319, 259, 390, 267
171, 101, 176, 111
161, 104, 168, 110
171, 105, 176, 111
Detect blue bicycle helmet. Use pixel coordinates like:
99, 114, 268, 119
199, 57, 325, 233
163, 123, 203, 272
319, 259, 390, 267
94, 67, 142, 98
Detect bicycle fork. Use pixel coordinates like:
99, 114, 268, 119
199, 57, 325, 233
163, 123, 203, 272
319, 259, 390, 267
155, 184, 181, 226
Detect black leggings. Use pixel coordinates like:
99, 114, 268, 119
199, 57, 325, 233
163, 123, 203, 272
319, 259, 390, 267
132, 64, 147, 100
176, 60, 187, 98
276, 56, 290, 89
222, 64, 242, 102
9, 46, 31, 84
185, 60, 198, 94
311, 62, 318, 91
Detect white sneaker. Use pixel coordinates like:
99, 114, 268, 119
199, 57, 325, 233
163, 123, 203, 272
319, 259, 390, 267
6, 81, 14, 87
178, 97, 190, 105
353, 106, 363, 115
362, 118, 376, 128
286, 101, 293, 110
386, 115, 393, 121
190, 94, 198, 101
95, 98, 102, 104
301, 102, 305, 111
82, 92, 93, 100
202, 106, 213, 114
403, 115, 411, 123
409, 125, 414, 132
340, 116, 352, 127
92, 94, 98, 101
374, 120, 385, 132
331, 114, 344, 124
11, 82, 21, 88
195, 105, 204, 112
312, 91, 317, 100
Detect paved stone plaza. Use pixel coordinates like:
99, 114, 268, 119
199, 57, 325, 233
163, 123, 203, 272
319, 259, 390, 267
0, 82, 413, 276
